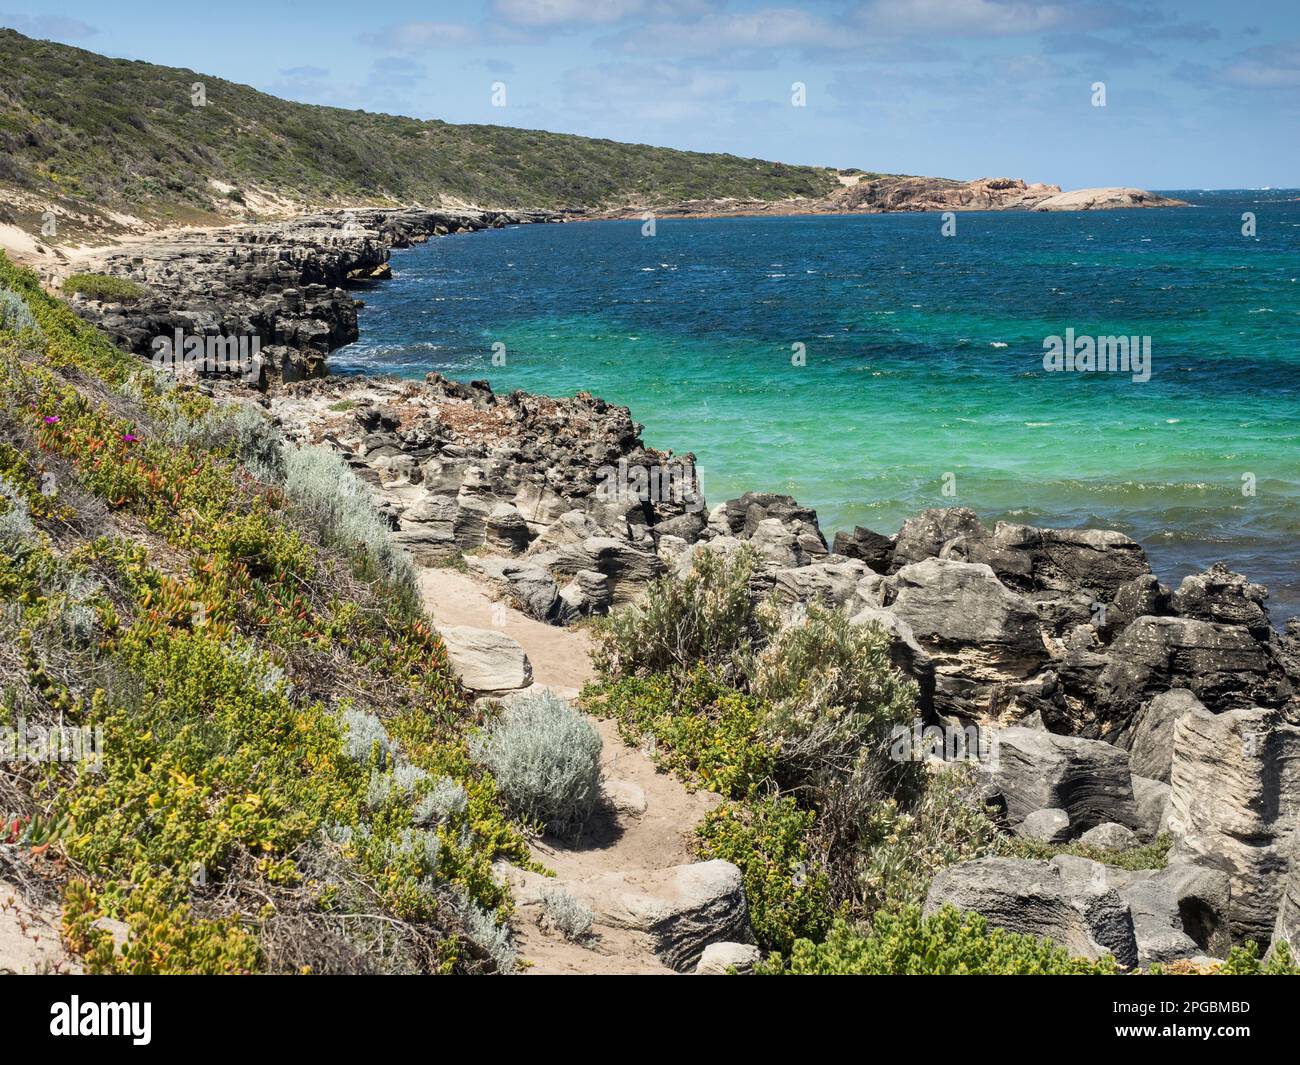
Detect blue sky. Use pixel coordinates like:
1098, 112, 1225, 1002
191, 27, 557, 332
2, 0, 1296, 188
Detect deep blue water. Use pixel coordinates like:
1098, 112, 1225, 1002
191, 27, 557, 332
335, 189, 1300, 622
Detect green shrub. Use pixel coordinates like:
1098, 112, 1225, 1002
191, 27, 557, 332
471, 690, 603, 839
758, 906, 1119, 975
591, 547, 762, 679
750, 603, 916, 786
1218, 940, 1300, 975
856, 767, 1000, 913
61, 273, 147, 303
585, 665, 777, 798
695, 795, 832, 953
999, 833, 1173, 871
0, 252, 531, 972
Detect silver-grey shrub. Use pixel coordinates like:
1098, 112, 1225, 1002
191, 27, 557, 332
461, 896, 517, 974
0, 475, 36, 549
0, 286, 42, 339
340, 708, 396, 768
414, 775, 468, 826
281, 444, 416, 592
471, 690, 602, 839
539, 885, 594, 942
163, 401, 285, 483
226, 404, 285, 482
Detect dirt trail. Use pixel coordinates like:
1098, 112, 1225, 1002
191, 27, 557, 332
0, 879, 75, 974
419, 566, 719, 974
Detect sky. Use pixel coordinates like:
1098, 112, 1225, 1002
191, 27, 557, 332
2, 0, 1297, 189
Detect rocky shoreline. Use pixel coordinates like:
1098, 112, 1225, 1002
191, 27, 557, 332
58, 203, 1300, 968
56, 207, 561, 386
271, 364, 1300, 966
47, 186, 1188, 394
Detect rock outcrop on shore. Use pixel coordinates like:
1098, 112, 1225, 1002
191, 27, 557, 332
59, 208, 559, 386
272, 371, 1300, 739
269, 362, 1300, 966
1032, 187, 1188, 211
596, 177, 1188, 220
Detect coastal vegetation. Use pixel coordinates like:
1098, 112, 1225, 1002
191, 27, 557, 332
60, 274, 148, 304
0, 250, 553, 973
582, 546, 1299, 974
0, 28, 840, 229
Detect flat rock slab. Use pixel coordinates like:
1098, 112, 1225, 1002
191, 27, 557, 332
1, 881, 78, 975
438, 625, 532, 693
567, 860, 752, 972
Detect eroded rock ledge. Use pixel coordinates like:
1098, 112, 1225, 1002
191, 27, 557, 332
60, 208, 560, 385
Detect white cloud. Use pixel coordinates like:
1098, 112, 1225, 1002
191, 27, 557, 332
492, 0, 647, 26
604, 6, 861, 56
854, 0, 1077, 37
357, 20, 480, 52
1219, 40, 1300, 89
562, 60, 739, 122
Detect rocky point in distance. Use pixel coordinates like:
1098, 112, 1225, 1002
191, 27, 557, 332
588, 175, 1188, 220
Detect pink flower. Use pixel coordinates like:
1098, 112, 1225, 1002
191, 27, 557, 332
43, 415, 59, 424
121, 433, 137, 443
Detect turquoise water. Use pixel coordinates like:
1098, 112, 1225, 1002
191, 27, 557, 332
335, 190, 1300, 621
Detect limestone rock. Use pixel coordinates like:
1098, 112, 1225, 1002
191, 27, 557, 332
990, 727, 1139, 831
890, 507, 984, 571
1095, 616, 1288, 739
438, 626, 532, 694
885, 559, 1048, 719
1172, 562, 1272, 639
695, 941, 761, 975
1124, 689, 1206, 783
1151, 862, 1233, 958
568, 860, 752, 972
1167, 705, 1300, 942
1079, 822, 1140, 851
1018, 808, 1071, 844
923, 857, 1138, 966
1131, 775, 1172, 843
831, 526, 894, 572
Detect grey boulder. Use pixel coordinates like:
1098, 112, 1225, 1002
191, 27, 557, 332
990, 727, 1139, 832
1079, 822, 1140, 851
923, 857, 1138, 966
694, 941, 761, 975
1017, 808, 1071, 844
567, 860, 752, 972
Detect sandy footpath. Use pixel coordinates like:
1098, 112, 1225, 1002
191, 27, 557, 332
419, 565, 719, 974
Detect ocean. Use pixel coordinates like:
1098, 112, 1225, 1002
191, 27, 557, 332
334, 190, 1300, 622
